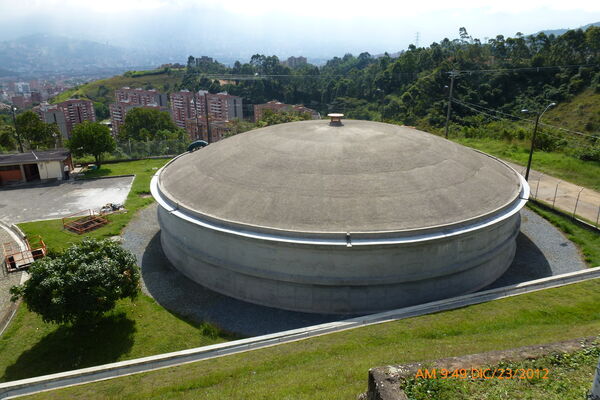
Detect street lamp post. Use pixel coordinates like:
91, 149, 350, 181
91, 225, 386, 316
521, 102, 556, 182
11, 107, 24, 153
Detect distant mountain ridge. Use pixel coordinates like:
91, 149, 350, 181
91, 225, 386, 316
535, 21, 600, 36
0, 34, 160, 75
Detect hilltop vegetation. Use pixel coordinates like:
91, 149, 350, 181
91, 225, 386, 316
51, 69, 185, 119
48, 26, 600, 163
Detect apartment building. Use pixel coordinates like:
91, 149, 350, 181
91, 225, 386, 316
34, 99, 96, 139
170, 90, 242, 141
109, 87, 168, 136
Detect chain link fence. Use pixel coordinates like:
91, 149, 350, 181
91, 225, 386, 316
525, 170, 600, 229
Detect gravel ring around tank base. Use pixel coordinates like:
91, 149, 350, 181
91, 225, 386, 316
121, 203, 585, 337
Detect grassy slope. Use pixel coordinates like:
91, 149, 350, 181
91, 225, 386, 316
26, 279, 600, 400
0, 296, 232, 383
545, 88, 600, 133
453, 138, 600, 191
51, 70, 184, 107
18, 159, 169, 252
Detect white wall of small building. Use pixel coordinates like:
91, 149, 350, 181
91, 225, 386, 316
37, 161, 63, 180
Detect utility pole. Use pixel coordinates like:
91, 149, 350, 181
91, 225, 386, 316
444, 71, 457, 139
11, 107, 24, 153
522, 102, 555, 182
203, 92, 212, 144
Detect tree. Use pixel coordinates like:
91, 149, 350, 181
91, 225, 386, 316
256, 109, 311, 127
68, 121, 115, 167
10, 239, 140, 325
0, 125, 17, 151
120, 107, 178, 141
15, 110, 57, 149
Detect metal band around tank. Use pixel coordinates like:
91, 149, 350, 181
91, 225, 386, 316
150, 153, 530, 247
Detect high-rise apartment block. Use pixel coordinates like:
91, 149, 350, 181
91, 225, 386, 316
109, 87, 168, 136
34, 99, 96, 139
170, 90, 242, 141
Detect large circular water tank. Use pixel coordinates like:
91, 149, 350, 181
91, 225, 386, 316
151, 119, 528, 314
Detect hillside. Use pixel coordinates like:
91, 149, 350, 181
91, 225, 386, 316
545, 88, 600, 133
0, 34, 159, 74
51, 69, 185, 118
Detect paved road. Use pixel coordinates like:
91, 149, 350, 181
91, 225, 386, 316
506, 161, 600, 225
0, 177, 134, 224
123, 203, 585, 337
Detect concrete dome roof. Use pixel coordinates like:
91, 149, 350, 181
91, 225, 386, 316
157, 119, 522, 235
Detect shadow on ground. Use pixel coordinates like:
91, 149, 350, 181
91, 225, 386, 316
483, 232, 552, 290
1, 313, 135, 382
141, 232, 348, 337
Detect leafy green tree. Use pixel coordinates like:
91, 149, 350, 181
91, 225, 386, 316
68, 121, 115, 167
10, 239, 140, 325
256, 109, 311, 127
120, 108, 178, 141
15, 111, 57, 149
0, 124, 17, 151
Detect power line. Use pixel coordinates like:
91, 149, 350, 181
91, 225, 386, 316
452, 99, 600, 139
446, 64, 600, 76
451, 99, 593, 146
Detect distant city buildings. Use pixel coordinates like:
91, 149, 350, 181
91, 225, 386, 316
170, 90, 242, 142
109, 87, 168, 136
254, 101, 320, 122
185, 117, 228, 143
34, 99, 96, 139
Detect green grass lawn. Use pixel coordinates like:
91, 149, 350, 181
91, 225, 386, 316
454, 137, 600, 191
0, 295, 233, 383
2, 159, 237, 384
23, 279, 600, 400
402, 343, 599, 399
18, 159, 169, 252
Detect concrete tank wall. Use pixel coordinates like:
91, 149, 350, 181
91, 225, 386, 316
156, 201, 522, 314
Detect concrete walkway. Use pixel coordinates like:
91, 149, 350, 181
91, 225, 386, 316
0, 223, 25, 335
506, 161, 600, 225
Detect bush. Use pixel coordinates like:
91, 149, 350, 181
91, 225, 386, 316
11, 239, 140, 325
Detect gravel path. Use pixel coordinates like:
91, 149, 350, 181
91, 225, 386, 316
0, 225, 23, 333
122, 204, 585, 337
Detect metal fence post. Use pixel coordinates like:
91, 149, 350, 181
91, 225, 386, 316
552, 182, 560, 209
535, 173, 543, 199
572, 187, 584, 219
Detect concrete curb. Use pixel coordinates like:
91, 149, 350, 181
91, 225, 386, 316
1, 266, 599, 399
74, 174, 135, 181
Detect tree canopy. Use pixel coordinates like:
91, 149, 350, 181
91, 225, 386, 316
256, 109, 311, 127
10, 239, 140, 325
15, 110, 59, 149
68, 121, 116, 167
0, 125, 17, 151
120, 107, 179, 141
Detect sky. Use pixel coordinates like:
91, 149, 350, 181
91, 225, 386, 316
1, 0, 599, 63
